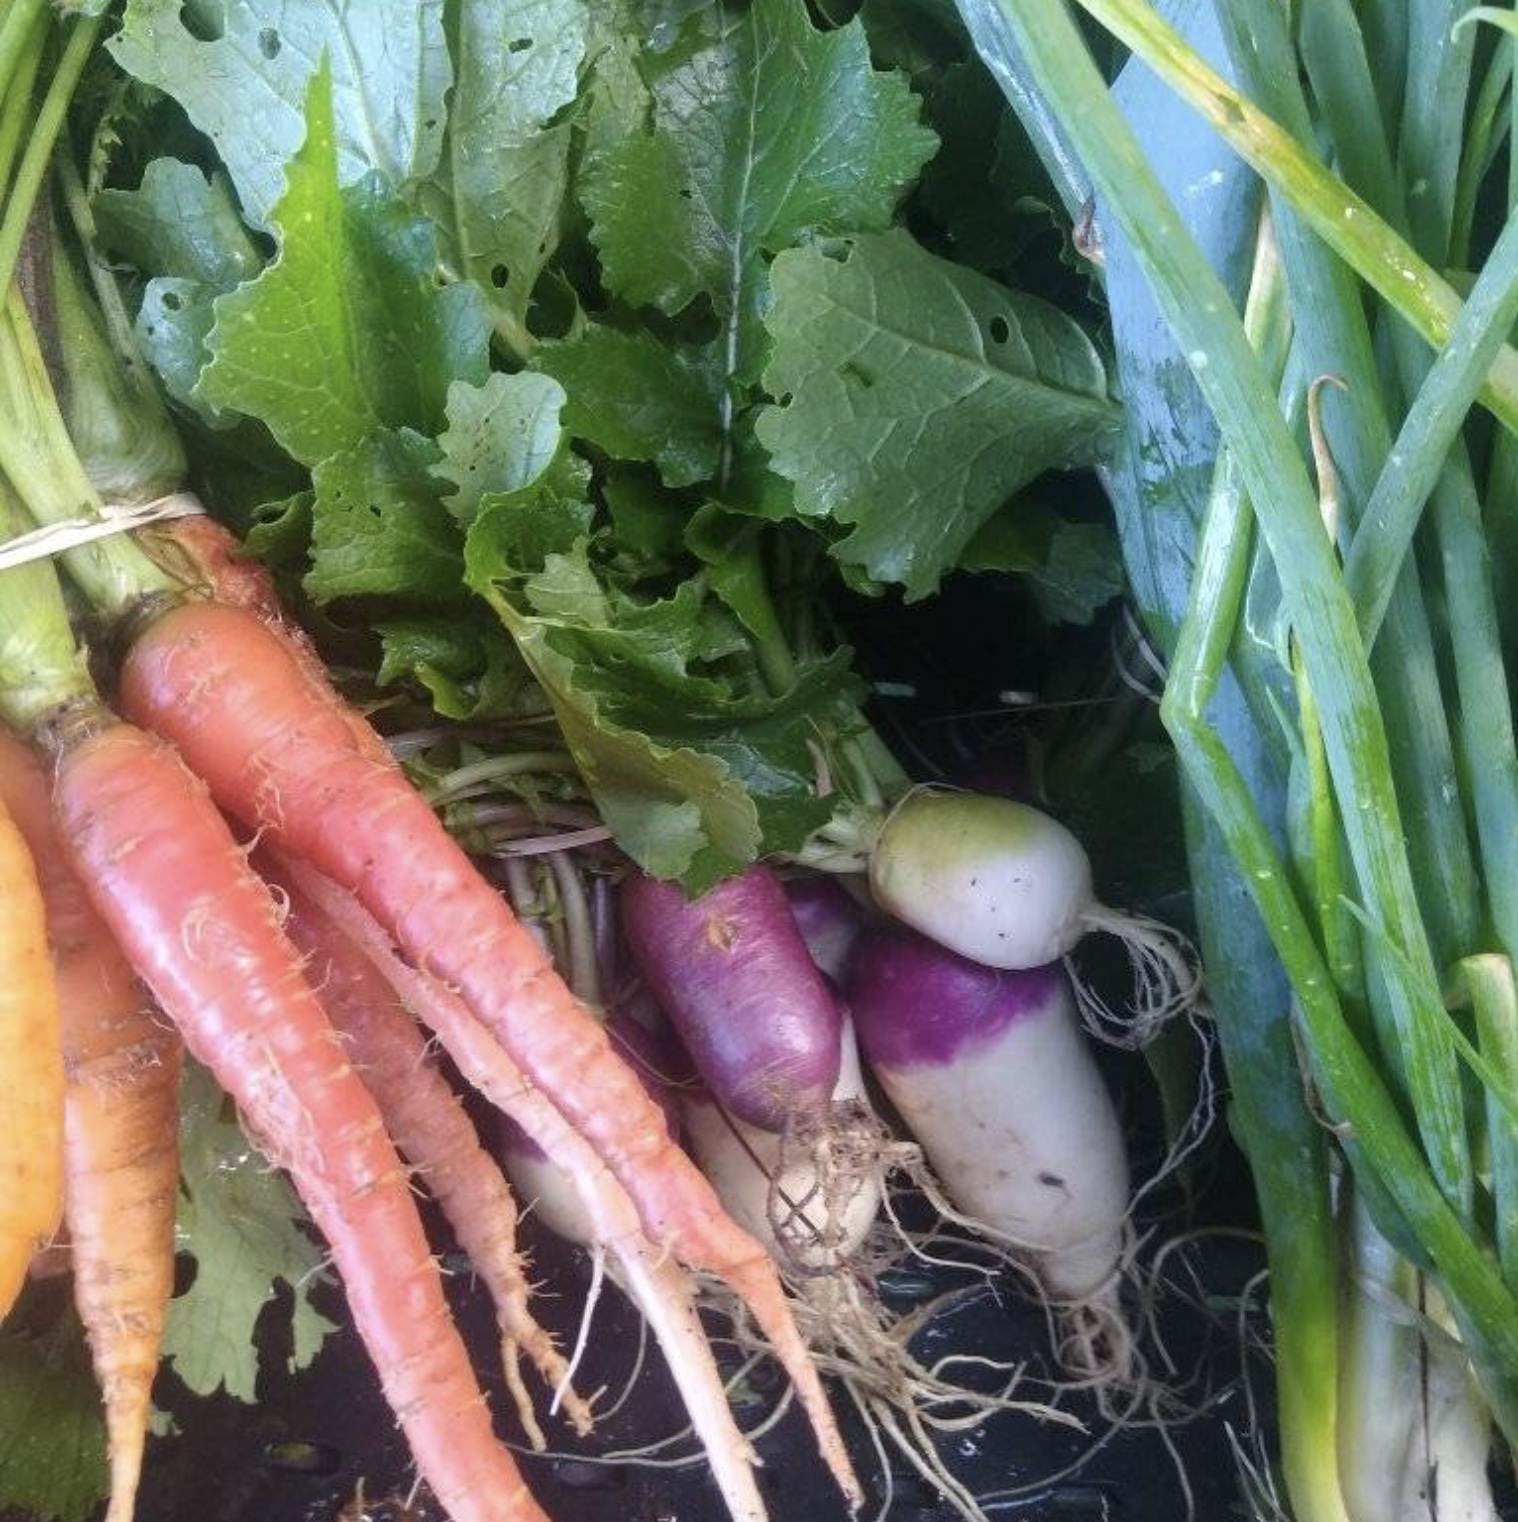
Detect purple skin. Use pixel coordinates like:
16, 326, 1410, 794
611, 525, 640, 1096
783, 874, 865, 984
622, 867, 843, 1134
848, 926, 1065, 1072
500, 1005, 681, 1161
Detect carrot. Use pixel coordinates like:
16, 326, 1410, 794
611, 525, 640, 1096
52, 714, 550, 1522
0, 781, 63, 1318
0, 730, 180, 1522
283, 858, 771, 1522
139, 512, 388, 761
265, 853, 592, 1448
120, 599, 860, 1508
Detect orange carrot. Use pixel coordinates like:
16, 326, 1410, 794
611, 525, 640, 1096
284, 858, 771, 1522
120, 600, 860, 1508
0, 780, 63, 1318
140, 512, 388, 761
0, 730, 180, 1522
52, 714, 550, 1522
266, 854, 592, 1447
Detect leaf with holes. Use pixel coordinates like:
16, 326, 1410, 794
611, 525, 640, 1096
431, 372, 570, 523
580, 0, 936, 389
419, 0, 590, 355
93, 158, 262, 288
95, 160, 267, 429
757, 230, 1119, 598
163, 1063, 337, 1402
532, 324, 723, 487
108, 0, 452, 228
306, 429, 462, 603
465, 502, 852, 889
197, 62, 491, 465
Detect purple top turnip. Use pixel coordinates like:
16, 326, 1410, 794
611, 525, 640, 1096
621, 866, 843, 1134
783, 873, 865, 984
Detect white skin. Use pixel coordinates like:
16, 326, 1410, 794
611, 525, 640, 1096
500, 1145, 767, 1522
682, 1021, 881, 1270
870, 975, 1128, 1300
870, 794, 1094, 971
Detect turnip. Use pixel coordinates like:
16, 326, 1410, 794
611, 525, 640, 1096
622, 866, 845, 1134
681, 1018, 881, 1270
867, 790, 1199, 1044
782, 874, 866, 985
848, 926, 1133, 1374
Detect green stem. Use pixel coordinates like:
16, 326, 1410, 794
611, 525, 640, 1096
546, 851, 599, 1009
0, 291, 175, 619
1344, 201, 1518, 644
0, 8, 44, 200
426, 750, 577, 804
1167, 463, 1352, 1522
0, 14, 99, 302
1429, 445, 1518, 995
1214, 0, 1481, 975
0, 0, 45, 115
0, 485, 95, 733
1451, 41, 1512, 269
1073, 0, 1518, 436
1460, 955, 1518, 1291
1397, 0, 1474, 264
978, 0, 1508, 1325
53, 150, 155, 390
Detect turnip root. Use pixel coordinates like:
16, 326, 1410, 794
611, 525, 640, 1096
867, 790, 1199, 1044
849, 927, 1134, 1378
682, 1018, 882, 1271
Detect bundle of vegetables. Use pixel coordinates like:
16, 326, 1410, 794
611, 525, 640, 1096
0, 3, 1230, 1521
949, 0, 1518, 1517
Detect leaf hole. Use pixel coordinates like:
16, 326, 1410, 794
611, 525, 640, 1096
491, 264, 510, 288
989, 315, 1010, 344
678, 186, 693, 201
508, 35, 533, 52
162, 290, 183, 312
257, 26, 280, 58
178, 3, 223, 41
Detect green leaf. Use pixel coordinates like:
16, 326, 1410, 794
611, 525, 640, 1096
685, 503, 782, 647
757, 229, 1118, 597
604, 467, 687, 560
242, 489, 314, 569
1024, 521, 1123, 625
425, 0, 591, 350
93, 158, 262, 287
916, 63, 1069, 280
580, 0, 936, 385
376, 619, 537, 720
163, 1063, 337, 1402
962, 505, 1121, 623
98, 161, 266, 431
199, 62, 491, 465
0, 1319, 108, 1522
533, 324, 722, 486
108, 0, 452, 228
136, 277, 226, 422
306, 429, 462, 603
466, 506, 850, 889
432, 372, 569, 523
